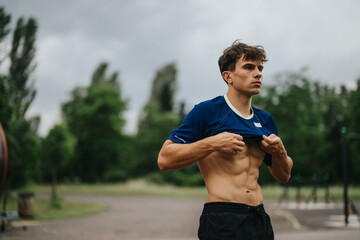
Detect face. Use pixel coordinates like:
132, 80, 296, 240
222, 57, 264, 97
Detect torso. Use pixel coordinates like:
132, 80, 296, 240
168, 96, 276, 205
198, 140, 266, 206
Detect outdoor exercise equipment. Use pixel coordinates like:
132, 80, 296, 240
0, 123, 8, 196
278, 175, 335, 204
0, 124, 19, 232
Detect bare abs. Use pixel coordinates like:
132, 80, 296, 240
198, 141, 266, 206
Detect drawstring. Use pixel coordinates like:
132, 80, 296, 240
248, 205, 265, 214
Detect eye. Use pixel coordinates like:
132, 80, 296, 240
244, 65, 254, 70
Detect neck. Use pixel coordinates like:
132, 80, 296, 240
226, 89, 253, 117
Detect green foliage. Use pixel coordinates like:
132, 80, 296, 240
0, 7, 11, 43
61, 62, 128, 182
0, 75, 12, 126
9, 17, 37, 119
255, 72, 317, 179
0, 7, 12, 125
2, 7, 360, 187
104, 168, 128, 182
255, 72, 326, 182
149, 164, 204, 186
254, 70, 360, 184
133, 63, 180, 178
317, 84, 348, 182
5, 119, 41, 188
41, 125, 76, 181
150, 63, 177, 112
135, 103, 180, 176
347, 79, 360, 182
134, 63, 207, 186
0, 9, 40, 189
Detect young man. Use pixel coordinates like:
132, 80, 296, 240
158, 40, 293, 240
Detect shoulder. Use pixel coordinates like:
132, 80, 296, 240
252, 106, 275, 123
194, 96, 226, 111
185, 96, 226, 123
182, 96, 224, 121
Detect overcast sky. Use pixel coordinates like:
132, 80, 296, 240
2, 0, 360, 136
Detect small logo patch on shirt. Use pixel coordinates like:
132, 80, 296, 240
254, 122, 262, 128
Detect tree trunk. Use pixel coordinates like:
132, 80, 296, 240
51, 167, 57, 201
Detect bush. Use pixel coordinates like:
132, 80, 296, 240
148, 164, 205, 187
104, 168, 129, 182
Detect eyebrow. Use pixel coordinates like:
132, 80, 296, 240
242, 63, 264, 69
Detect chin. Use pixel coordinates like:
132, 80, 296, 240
252, 90, 261, 95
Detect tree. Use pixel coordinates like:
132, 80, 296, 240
254, 70, 325, 183
347, 78, 360, 183
316, 85, 348, 183
0, 7, 12, 126
136, 103, 180, 176
91, 62, 118, 86
134, 63, 179, 176
62, 62, 128, 182
0, 7, 11, 65
149, 63, 177, 112
42, 125, 75, 201
9, 17, 37, 119
134, 62, 204, 186
0, 10, 40, 188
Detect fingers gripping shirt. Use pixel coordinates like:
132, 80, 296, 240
168, 96, 278, 166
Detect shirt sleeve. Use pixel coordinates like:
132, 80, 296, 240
168, 104, 203, 144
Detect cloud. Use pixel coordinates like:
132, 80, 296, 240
3, 0, 360, 136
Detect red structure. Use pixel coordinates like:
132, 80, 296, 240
0, 123, 8, 196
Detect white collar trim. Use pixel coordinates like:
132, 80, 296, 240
224, 94, 254, 120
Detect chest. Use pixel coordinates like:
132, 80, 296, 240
203, 141, 265, 173
202, 110, 272, 141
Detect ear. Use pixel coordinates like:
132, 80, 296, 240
222, 71, 233, 84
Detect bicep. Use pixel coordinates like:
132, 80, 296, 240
159, 139, 184, 159
160, 139, 175, 151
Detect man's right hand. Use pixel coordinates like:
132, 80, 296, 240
211, 132, 245, 155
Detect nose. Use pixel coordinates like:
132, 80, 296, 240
254, 69, 262, 79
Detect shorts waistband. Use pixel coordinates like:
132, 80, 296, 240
202, 202, 265, 214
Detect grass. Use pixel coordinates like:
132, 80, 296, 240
264, 184, 360, 202
3, 180, 359, 222
2, 197, 109, 221
16, 179, 360, 201
17, 179, 208, 198
34, 198, 109, 220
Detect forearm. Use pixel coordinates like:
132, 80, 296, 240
158, 138, 216, 171
269, 148, 293, 183
158, 132, 244, 171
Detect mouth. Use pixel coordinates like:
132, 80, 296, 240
252, 81, 262, 87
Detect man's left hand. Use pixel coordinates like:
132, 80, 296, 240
260, 134, 285, 155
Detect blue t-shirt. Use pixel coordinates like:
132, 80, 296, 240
168, 95, 278, 166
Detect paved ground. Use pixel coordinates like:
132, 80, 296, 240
1, 195, 359, 239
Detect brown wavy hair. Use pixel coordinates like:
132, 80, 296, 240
218, 40, 267, 81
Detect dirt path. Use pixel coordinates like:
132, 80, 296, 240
3, 195, 359, 239
1, 195, 297, 240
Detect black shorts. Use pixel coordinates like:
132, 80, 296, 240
198, 202, 274, 240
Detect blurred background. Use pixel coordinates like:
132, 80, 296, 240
1, 0, 360, 199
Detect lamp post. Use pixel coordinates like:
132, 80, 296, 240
341, 127, 349, 225
341, 127, 360, 225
